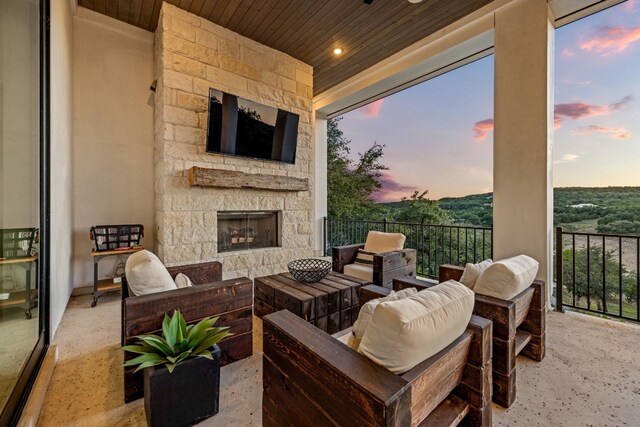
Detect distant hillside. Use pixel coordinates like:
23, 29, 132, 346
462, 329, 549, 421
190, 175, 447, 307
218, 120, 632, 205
424, 187, 640, 234
438, 192, 493, 226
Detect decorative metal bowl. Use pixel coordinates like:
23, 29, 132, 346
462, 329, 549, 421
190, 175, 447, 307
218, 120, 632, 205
288, 258, 331, 283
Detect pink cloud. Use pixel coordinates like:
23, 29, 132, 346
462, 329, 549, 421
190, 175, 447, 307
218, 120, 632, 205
579, 26, 640, 55
554, 95, 632, 128
360, 99, 384, 118
573, 125, 631, 140
473, 96, 633, 135
562, 48, 576, 57
473, 119, 494, 142
372, 172, 418, 203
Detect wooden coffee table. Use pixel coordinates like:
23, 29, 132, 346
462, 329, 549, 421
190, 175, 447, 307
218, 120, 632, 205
254, 271, 370, 334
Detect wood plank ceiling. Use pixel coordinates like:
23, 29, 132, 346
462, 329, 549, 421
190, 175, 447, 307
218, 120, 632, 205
79, 0, 493, 94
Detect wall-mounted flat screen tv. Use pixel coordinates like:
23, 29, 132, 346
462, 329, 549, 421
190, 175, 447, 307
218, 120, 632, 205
205, 88, 299, 164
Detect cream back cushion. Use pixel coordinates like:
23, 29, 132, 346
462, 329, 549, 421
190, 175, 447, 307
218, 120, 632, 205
125, 250, 177, 296
174, 273, 194, 289
364, 231, 406, 253
350, 287, 418, 350
359, 280, 474, 374
459, 259, 493, 289
473, 255, 539, 300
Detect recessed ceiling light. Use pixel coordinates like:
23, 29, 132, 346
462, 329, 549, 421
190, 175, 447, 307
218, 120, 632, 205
333, 48, 343, 55
408, 0, 423, 3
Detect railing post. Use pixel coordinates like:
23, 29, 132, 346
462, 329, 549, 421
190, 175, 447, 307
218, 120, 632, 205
323, 217, 328, 256
383, 218, 388, 233
555, 226, 564, 313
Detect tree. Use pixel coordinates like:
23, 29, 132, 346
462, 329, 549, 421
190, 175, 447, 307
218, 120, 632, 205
561, 246, 636, 311
392, 190, 451, 225
327, 117, 388, 219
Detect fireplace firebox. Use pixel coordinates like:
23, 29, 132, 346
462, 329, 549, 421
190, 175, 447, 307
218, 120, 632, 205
217, 211, 280, 253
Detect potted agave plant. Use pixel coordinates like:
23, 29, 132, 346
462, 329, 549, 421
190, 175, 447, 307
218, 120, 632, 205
123, 310, 232, 427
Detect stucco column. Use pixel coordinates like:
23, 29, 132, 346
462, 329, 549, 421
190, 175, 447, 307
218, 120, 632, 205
493, 0, 554, 305
313, 114, 328, 257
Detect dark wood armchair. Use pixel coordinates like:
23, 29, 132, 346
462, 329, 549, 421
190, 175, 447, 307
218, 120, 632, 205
122, 261, 253, 403
394, 265, 546, 408
332, 243, 417, 288
263, 307, 492, 426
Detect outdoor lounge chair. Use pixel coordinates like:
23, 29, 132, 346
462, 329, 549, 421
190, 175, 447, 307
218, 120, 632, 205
393, 264, 546, 408
262, 284, 493, 426
332, 231, 417, 288
121, 261, 253, 402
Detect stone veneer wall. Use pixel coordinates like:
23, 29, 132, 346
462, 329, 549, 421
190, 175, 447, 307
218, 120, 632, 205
154, 4, 315, 279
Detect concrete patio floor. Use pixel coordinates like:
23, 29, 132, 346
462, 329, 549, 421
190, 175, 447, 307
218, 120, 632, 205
38, 292, 640, 426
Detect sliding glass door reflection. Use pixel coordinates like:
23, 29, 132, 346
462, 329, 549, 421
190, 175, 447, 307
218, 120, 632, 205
0, 0, 42, 412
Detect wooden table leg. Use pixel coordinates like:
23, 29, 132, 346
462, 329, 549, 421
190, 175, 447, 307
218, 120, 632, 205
24, 262, 32, 319
92, 256, 99, 307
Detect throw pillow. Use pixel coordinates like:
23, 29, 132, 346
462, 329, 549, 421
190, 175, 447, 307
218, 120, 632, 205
349, 287, 418, 350
473, 255, 539, 300
125, 250, 177, 296
354, 249, 376, 266
459, 259, 493, 289
358, 280, 474, 374
363, 231, 406, 253
174, 273, 194, 289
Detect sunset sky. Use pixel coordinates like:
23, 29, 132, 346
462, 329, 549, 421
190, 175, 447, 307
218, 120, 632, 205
338, 0, 640, 202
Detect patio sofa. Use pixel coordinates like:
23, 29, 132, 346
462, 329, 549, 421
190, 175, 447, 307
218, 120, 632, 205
262, 282, 493, 426
394, 262, 546, 408
121, 261, 253, 402
332, 231, 417, 288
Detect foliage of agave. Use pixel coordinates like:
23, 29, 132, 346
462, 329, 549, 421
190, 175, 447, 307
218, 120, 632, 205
123, 310, 232, 373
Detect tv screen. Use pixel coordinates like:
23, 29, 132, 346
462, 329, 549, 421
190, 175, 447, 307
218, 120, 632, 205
206, 88, 299, 164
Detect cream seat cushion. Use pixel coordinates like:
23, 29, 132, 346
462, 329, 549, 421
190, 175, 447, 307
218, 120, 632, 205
358, 280, 474, 374
363, 231, 406, 253
350, 287, 418, 350
125, 250, 177, 296
459, 259, 493, 289
343, 263, 373, 282
332, 328, 352, 346
473, 255, 539, 300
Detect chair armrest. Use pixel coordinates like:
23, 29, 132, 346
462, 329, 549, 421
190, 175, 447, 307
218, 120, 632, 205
473, 294, 516, 341
166, 261, 222, 285
123, 277, 252, 339
373, 248, 417, 271
393, 276, 438, 292
263, 310, 411, 426
372, 249, 417, 288
358, 284, 392, 306
439, 264, 464, 282
332, 243, 365, 273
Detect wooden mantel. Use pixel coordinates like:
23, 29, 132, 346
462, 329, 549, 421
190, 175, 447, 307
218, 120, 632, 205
188, 166, 309, 192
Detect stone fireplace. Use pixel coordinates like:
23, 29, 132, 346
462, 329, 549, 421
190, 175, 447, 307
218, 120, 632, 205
217, 211, 281, 253
154, 4, 316, 279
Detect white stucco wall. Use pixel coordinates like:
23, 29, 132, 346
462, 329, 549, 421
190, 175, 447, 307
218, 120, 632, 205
493, 0, 554, 302
71, 8, 155, 289
0, 0, 40, 228
50, 0, 75, 337
313, 115, 327, 256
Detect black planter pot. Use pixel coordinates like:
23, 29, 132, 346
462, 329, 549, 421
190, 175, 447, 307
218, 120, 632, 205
143, 345, 221, 427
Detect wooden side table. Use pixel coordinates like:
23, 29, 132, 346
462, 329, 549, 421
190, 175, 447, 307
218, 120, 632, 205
254, 271, 369, 334
0, 255, 38, 318
91, 247, 143, 307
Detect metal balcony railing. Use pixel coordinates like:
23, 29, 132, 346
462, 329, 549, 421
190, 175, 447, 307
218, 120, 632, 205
555, 226, 640, 322
323, 217, 492, 279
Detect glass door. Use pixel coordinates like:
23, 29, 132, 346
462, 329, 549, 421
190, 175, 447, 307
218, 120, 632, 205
0, 0, 47, 423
